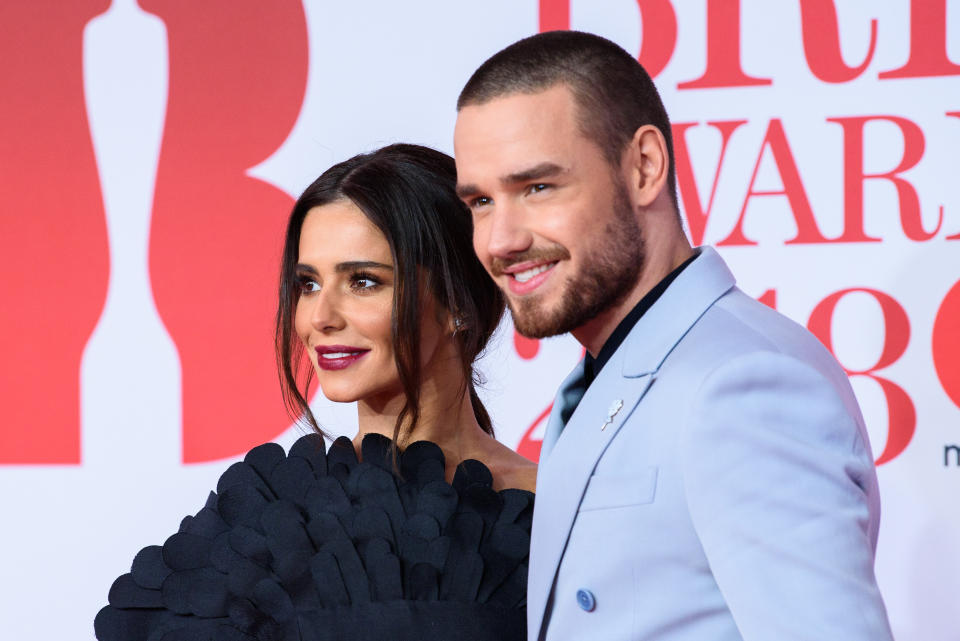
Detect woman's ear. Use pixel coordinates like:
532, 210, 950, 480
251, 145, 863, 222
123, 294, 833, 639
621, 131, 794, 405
449, 315, 466, 336
623, 124, 669, 208
440, 305, 465, 336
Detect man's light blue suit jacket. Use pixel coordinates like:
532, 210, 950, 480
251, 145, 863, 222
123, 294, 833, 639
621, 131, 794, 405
529, 247, 893, 640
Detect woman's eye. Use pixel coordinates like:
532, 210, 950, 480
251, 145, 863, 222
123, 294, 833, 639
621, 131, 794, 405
299, 279, 320, 294
351, 273, 381, 291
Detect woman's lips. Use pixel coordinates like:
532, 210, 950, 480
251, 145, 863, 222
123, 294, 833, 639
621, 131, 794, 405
314, 345, 370, 371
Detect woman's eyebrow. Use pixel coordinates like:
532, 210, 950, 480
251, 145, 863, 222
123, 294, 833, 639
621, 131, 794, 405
295, 263, 318, 275
334, 260, 393, 273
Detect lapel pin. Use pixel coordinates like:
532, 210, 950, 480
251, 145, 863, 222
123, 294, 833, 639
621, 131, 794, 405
601, 399, 623, 431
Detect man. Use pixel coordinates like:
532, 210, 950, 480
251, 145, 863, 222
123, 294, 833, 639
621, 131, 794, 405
453, 31, 893, 640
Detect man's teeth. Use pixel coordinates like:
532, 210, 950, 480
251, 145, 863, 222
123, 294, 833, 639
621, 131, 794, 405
514, 263, 554, 283
321, 352, 360, 359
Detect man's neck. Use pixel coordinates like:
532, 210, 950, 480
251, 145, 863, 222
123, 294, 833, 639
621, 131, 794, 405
573, 238, 694, 357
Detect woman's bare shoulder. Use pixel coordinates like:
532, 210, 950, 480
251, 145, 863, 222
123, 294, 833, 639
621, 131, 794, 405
485, 445, 537, 493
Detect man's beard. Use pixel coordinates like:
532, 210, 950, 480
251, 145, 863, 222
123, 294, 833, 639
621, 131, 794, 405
505, 180, 645, 339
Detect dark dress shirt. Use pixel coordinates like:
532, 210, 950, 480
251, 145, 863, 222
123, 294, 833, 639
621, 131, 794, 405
582, 251, 699, 390
556, 251, 699, 428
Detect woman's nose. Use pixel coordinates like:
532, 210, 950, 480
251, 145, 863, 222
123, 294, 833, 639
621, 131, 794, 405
309, 289, 345, 332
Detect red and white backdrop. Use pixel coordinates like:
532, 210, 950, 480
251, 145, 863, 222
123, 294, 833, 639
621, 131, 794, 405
1, 0, 957, 638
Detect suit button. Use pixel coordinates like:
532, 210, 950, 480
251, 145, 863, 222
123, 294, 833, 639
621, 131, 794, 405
576, 589, 596, 612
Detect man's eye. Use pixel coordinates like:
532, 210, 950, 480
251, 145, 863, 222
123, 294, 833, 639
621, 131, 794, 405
528, 183, 549, 194
471, 196, 492, 209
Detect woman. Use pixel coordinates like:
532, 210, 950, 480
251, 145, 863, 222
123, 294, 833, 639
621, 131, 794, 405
95, 144, 536, 640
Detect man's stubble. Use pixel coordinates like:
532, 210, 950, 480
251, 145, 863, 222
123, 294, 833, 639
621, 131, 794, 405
509, 178, 646, 339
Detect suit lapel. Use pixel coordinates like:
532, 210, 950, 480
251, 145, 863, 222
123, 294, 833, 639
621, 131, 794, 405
528, 247, 737, 638
529, 366, 655, 636
539, 359, 587, 462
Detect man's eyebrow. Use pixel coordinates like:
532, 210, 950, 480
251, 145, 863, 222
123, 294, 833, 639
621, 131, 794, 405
456, 183, 480, 199
456, 162, 567, 200
502, 162, 566, 185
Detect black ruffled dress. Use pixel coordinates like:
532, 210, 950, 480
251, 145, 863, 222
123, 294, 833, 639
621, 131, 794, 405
95, 433, 534, 641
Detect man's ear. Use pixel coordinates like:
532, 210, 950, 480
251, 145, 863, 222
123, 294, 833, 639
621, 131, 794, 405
623, 125, 669, 208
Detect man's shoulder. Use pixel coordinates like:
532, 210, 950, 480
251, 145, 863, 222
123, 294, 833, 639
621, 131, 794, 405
705, 287, 826, 353
666, 286, 848, 389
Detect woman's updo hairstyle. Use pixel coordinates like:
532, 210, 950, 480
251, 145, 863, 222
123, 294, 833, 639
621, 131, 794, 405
276, 143, 505, 443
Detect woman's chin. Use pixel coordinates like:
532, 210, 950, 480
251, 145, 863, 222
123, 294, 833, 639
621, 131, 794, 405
317, 385, 361, 404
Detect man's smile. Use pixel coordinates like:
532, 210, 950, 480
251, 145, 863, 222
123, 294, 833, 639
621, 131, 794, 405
503, 260, 559, 295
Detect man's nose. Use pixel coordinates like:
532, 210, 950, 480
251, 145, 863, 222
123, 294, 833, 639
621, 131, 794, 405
484, 198, 533, 259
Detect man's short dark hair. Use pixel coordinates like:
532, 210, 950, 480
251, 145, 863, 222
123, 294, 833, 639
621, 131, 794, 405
457, 30, 679, 214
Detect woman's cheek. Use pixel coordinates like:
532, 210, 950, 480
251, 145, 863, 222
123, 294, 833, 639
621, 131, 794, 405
361, 299, 394, 345
293, 308, 313, 355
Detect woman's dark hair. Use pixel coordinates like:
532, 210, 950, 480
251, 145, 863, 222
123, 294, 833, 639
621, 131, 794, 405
276, 143, 505, 444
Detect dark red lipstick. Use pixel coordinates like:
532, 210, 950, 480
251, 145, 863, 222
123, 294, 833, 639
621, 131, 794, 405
314, 345, 370, 370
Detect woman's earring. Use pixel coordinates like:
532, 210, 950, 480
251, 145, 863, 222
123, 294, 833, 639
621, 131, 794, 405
453, 316, 465, 336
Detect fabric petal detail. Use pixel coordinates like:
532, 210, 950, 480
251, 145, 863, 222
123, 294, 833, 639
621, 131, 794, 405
96, 433, 534, 640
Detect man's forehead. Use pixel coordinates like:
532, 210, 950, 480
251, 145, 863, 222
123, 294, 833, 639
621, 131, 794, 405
456, 85, 576, 127
454, 89, 579, 167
